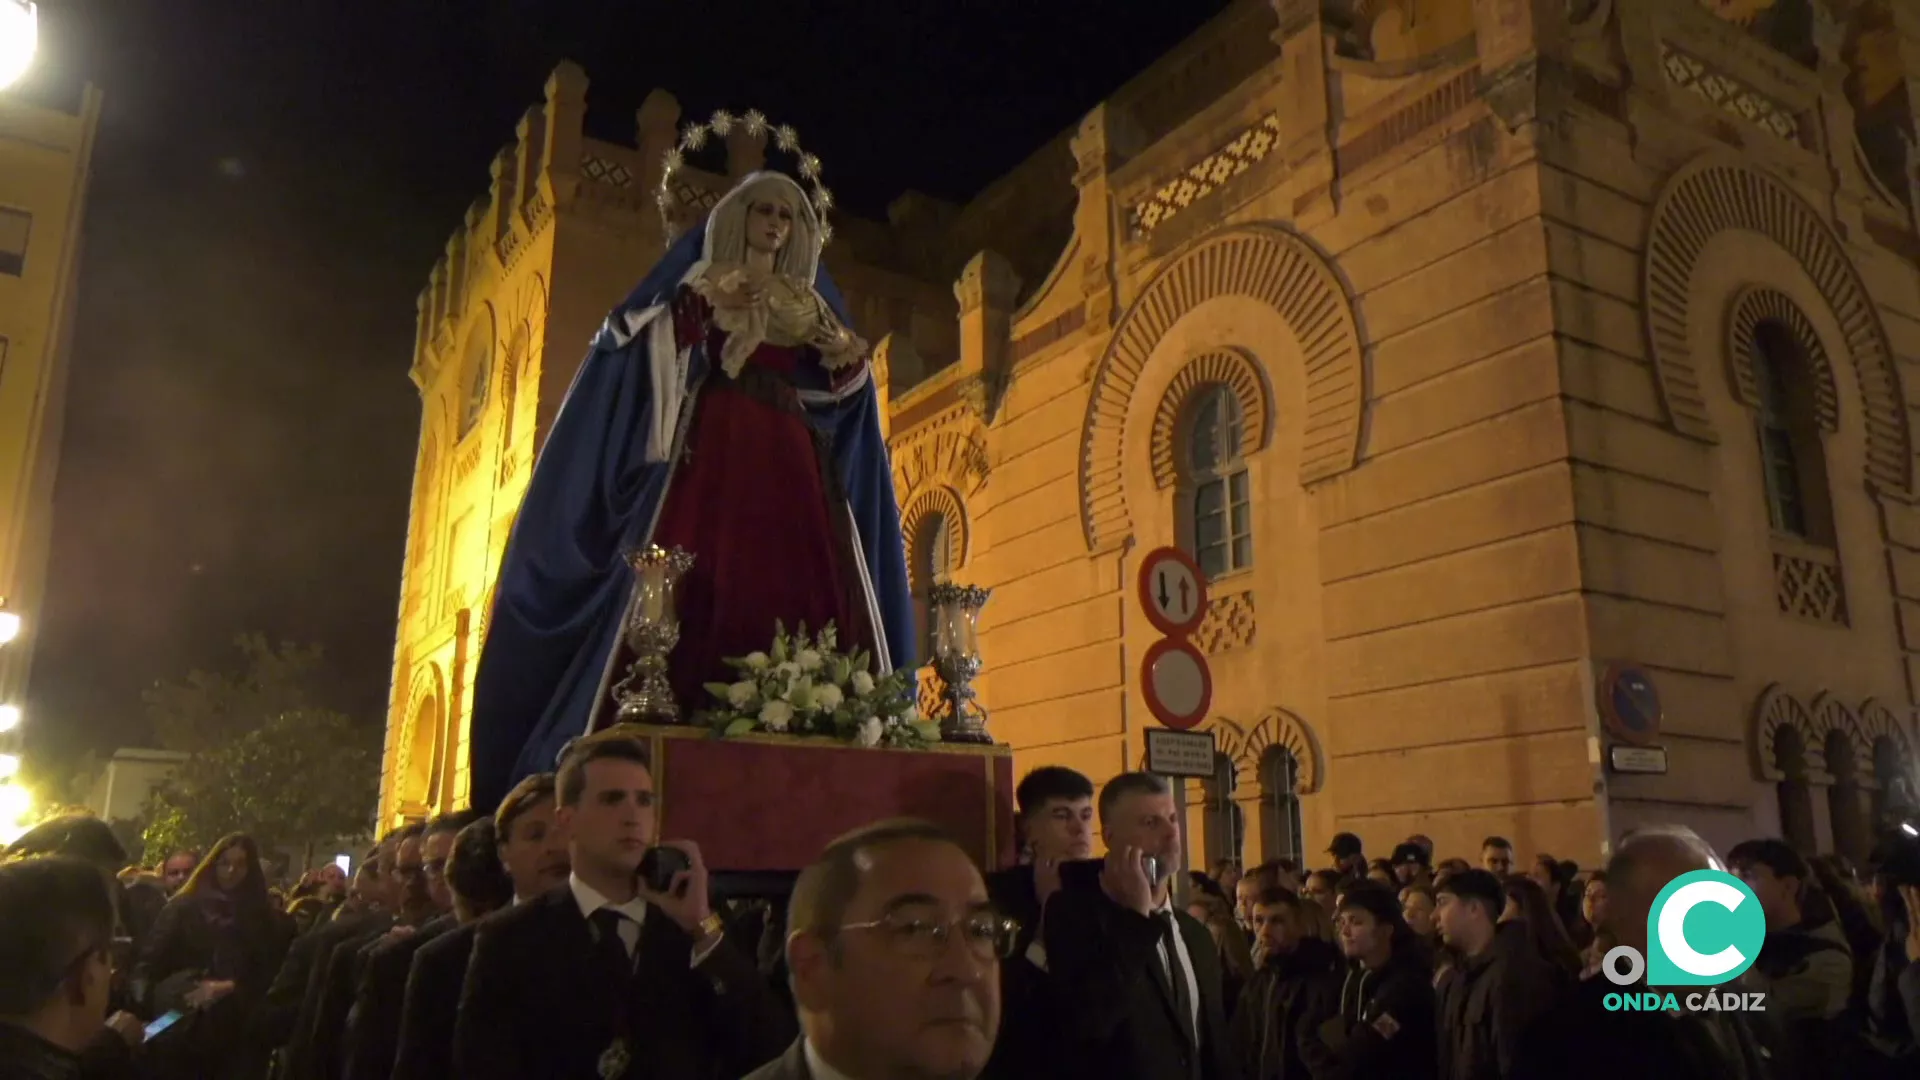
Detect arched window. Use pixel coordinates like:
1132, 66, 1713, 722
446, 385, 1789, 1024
911, 512, 952, 664
1751, 322, 1834, 544
1871, 736, 1914, 830
403, 697, 443, 812
1178, 385, 1252, 581
1824, 729, 1869, 865
1774, 725, 1817, 854
1201, 751, 1241, 868
460, 328, 493, 438
1259, 746, 1304, 862
500, 325, 528, 447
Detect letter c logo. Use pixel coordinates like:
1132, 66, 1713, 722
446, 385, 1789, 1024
1644, 869, 1767, 987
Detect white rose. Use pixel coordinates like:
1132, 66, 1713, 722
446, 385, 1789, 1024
850, 670, 875, 696
856, 717, 884, 747
815, 684, 844, 710
758, 699, 794, 732
743, 651, 771, 672
796, 649, 823, 672
726, 681, 758, 709
776, 661, 802, 679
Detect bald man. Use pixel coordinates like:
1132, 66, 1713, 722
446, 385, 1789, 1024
1511, 827, 1780, 1079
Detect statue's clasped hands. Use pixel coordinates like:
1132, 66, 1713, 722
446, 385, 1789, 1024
708, 269, 766, 311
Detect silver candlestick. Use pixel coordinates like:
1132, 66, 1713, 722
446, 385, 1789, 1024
930, 582, 993, 744
611, 545, 695, 724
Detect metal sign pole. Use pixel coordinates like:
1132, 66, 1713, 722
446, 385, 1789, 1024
1172, 775, 1190, 909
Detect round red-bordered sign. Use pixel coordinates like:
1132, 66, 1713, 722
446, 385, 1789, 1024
1598, 663, 1663, 747
1137, 546, 1209, 637
1142, 637, 1213, 731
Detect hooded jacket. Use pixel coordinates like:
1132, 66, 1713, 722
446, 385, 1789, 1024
1297, 944, 1435, 1080
1231, 936, 1340, 1080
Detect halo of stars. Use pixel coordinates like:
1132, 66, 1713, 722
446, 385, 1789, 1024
657, 109, 834, 249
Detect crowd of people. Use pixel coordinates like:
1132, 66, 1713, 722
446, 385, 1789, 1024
2, 733, 1919, 1080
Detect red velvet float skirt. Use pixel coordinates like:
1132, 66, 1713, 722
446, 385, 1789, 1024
647, 343, 876, 715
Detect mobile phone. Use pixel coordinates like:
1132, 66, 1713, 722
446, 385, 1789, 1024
144, 1010, 184, 1040
637, 846, 691, 894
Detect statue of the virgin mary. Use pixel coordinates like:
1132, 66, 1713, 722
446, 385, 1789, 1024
466, 169, 915, 809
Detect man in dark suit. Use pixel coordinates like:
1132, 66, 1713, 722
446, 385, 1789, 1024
982, 766, 1094, 1078
302, 824, 426, 1080
392, 773, 565, 1080
454, 730, 790, 1079
743, 818, 1005, 1080
259, 844, 381, 1050
1040, 771, 1241, 1080
342, 808, 485, 1080
270, 840, 397, 1078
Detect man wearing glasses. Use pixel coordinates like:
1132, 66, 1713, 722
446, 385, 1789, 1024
0, 856, 119, 1079
749, 818, 1007, 1080
343, 809, 483, 1080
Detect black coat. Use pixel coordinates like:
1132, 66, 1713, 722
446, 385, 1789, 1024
135, 894, 290, 1012
342, 915, 452, 1080
452, 886, 791, 1080
1434, 922, 1569, 1080
983, 865, 1061, 1078
0, 1025, 82, 1080
1297, 948, 1436, 1080
1231, 937, 1341, 1080
1040, 884, 1241, 1080
391, 922, 480, 1080
285, 912, 392, 1080
1510, 974, 1777, 1080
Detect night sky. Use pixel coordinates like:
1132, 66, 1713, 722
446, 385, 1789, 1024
18, 0, 1229, 776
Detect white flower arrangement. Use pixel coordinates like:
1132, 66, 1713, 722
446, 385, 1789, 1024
700, 620, 939, 749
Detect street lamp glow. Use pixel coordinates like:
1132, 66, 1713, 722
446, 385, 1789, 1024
0, 2, 37, 93
0, 754, 16, 779
0, 782, 30, 823
0, 704, 18, 733
0, 610, 21, 646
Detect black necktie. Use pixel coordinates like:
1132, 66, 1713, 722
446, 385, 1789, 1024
1155, 912, 1196, 1048
591, 909, 632, 974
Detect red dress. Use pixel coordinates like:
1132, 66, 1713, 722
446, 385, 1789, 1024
647, 288, 875, 713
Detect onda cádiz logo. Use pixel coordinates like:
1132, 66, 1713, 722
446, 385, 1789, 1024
1600, 869, 1770, 1013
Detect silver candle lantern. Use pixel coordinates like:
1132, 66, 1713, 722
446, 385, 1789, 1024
929, 582, 993, 744
611, 545, 695, 724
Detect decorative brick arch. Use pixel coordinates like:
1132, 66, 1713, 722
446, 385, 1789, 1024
1079, 225, 1364, 551
1809, 692, 1859, 775
1724, 286, 1840, 432
892, 426, 990, 502
1857, 698, 1919, 788
901, 486, 968, 588
1751, 683, 1816, 781
1243, 707, 1326, 795
1643, 155, 1912, 497
1149, 348, 1274, 490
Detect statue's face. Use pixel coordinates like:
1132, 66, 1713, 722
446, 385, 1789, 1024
744, 194, 795, 256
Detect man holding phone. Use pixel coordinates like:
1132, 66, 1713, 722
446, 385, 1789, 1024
0, 857, 124, 1079
453, 730, 790, 1080
1038, 772, 1239, 1080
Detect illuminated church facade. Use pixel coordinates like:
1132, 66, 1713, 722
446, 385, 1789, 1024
383, 0, 1920, 868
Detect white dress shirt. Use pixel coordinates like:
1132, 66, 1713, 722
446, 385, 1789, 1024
568, 872, 724, 967
802, 1040, 858, 1080
1155, 897, 1201, 1043
569, 873, 650, 956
